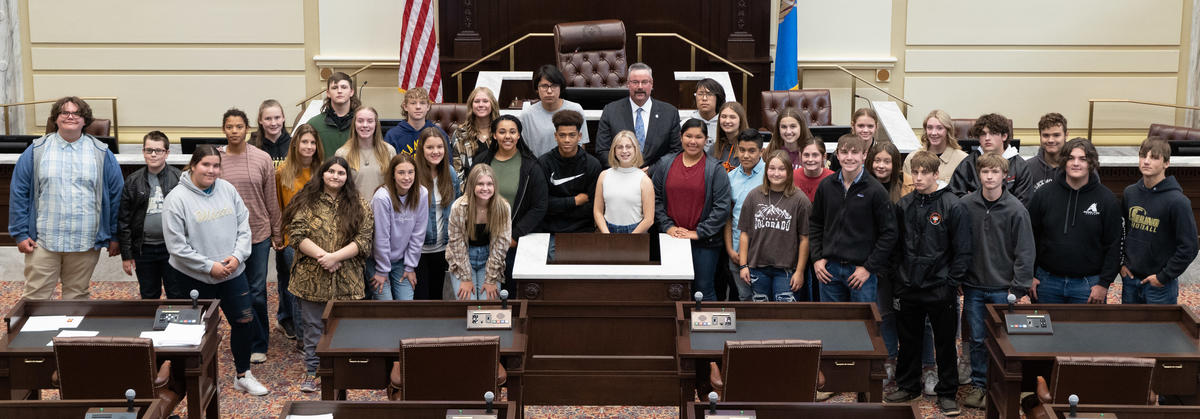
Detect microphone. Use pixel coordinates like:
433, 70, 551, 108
191, 289, 200, 309
708, 391, 719, 413
1007, 293, 1017, 314
694, 291, 704, 311
1068, 394, 1079, 417
359, 80, 368, 103
853, 94, 875, 109
125, 388, 136, 412
484, 390, 495, 413
499, 289, 509, 309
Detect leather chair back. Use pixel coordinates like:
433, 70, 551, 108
554, 20, 628, 88
760, 90, 832, 132
53, 337, 158, 399
85, 119, 111, 137
1148, 123, 1200, 142
428, 103, 469, 136
1048, 356, 1156, 405
399, 335, 500, 401
721, 339, 822, 402
952, 117, 1013, 140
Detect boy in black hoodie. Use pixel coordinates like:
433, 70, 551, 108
538, 110, 602, 236
949, 113, 1033, 205
1027, 113, 1068, 193
1120, 136, 1198, 304
1028, 138, 1122, 304
884, 151, 971, 416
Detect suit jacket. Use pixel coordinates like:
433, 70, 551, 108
595, 97, 682, 168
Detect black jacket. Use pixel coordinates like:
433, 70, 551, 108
252, 129, 291, 162
649, 153, 732, 248
1028, 170, 1122, 286
472, 140, 548, 240
892, 187, 973, 303
118, 166, 182, 260
808, 170, 898, 274
950, 149, 1033, 205
1122, 176, 1198, 284
537, 148, 603, 233
961, 189, 1035, 295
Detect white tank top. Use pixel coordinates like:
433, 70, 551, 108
601, 167, 647, 226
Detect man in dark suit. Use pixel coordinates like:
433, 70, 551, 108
595, 62, 682, 168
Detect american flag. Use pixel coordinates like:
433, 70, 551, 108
398, 0, 443, 102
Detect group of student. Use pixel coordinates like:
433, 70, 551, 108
15, 61, 1197, 411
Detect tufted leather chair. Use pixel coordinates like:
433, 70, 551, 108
428, 103, 469, 135
52, 337, 180, 419
760, 90, 832, 132
952, 117, 1013, 140
709, 339, 825, 403
388, 335, 507, 401
1022, 356, 1156, 419
1148, 123, 1200, 142
554, 20, 628, 88
85, 119, 111, 137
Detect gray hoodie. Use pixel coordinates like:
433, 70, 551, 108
961, 189, 1035, 295
163, 171, 252, 283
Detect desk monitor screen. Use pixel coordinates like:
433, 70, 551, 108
809, 125, 852, 143
181, 137, 227, 154
561, 87, 629, 110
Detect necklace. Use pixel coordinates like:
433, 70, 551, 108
768, 188, 786, 208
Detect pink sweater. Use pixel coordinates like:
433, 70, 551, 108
220, 146, 282, 244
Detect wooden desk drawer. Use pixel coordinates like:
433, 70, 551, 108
1153, 361, 1198, 395
10, 356, 55, 388
820, 358, 869, 391
331, 356, 389, 389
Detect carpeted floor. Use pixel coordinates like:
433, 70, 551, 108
1, 279, 1196, 419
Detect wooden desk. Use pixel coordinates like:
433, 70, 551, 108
280, 400, 516, 419
511, 233, 694, 301
685, 401, 920, 419
675, 302, 887, 411
1038, 403, 1200, 419
315, 300, 528, 409
984, 304, 1200, 419
0, 399, 164, 419
0, 299, 221, 419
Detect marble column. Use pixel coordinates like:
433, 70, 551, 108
1188, 0, 1200, 128
0, 0, 24, 134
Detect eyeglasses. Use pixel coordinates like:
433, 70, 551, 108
627, 80, 652, 87
537, 83, 560, 91
143, 148, 167, 155
59, 111, 82, 119
694, 92, 715, 98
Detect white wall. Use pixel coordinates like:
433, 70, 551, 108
317, 0, 406, 59
795, 0, 892, 60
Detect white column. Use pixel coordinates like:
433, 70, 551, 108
1188, 0, 1200, 127
0, 0, 24, 134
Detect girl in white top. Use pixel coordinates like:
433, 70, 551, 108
593, 130, 655, 233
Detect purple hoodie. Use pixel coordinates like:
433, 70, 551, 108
372, 185, 430, 274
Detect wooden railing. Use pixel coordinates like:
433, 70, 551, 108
1, 97, 120, 138
1087, 98, 1200, 140
635, 32, 754, 105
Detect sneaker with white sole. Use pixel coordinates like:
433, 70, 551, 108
883, 360, 896, 387
234, 370, 269, 396
300, 373, 318, 393
250, 352, 267, 364
922, 368, 938, 396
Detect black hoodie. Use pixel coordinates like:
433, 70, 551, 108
949, 149, 1033, 205
1028, 170, 1122, 286
472, 139, 548, 240
892, 187, 973, 303
1027, 149, 1058, 194
537, 147, 603, 233
1122, 176, 1198, 284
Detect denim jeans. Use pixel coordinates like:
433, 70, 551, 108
1035, 267, 1099, 304
371, 258, 415, 300
748, 267, 796, 302
607, 222, 639, 234
799, 264, 819, 302
176, 272, 257, 373
133, 243, 185, 299
819, 261, 877, 303
962, 287, 1009, 387
728, 261, 753, 301
1121, 275, 1178, 304
690, 243, 720, 301
881, 312, 936, 366
244, 239, 271, 354
275, 247, 299, 332
450, 245, 489, 300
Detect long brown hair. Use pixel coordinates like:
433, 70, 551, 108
766, 107, 813, 156
715, 102, 748, 156
337, 107, 392, 179
384, 153, 422, 212
463, 164, 511, 242
278, 124, 326, 189
867, 142, 905, 203
761, 150, 799, 198
250, 99, 286, 148
416, 127, 454, 208
283, 156, 365, 246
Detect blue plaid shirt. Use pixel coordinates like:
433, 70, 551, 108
35, 134, 99, 252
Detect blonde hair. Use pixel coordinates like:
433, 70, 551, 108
920, 109, 961, 151
337, 107, 392, 179
401, 87, 431, 118
608, 130, 645, 168
463, 164, 511, 241
461, 87, 499, 135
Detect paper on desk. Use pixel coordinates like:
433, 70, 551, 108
21, 315, 85, 332
285, 414, 333, 419
139, 322, 204, 347
45, 330, 100, 346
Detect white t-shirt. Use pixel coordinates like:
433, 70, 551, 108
519, 99, 591, 156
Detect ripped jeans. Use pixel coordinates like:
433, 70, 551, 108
748, 267, 797, 302
177, 272, 258, 373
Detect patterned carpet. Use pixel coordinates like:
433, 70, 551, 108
1, 279, 1196, 419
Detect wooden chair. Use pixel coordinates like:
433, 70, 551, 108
1022, 356, 1156, 419
51, 336, 180, 419
388, 335, 507, 401
709, 339, 825, 402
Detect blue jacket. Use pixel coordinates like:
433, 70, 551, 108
8, 133, 124, 249
424, 169, 462, 248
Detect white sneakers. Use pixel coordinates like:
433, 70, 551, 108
250, 352, 267, 364
234, 370, 270, 396
922, 369, 938, 396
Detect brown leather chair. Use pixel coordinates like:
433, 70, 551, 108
1022, 356, 1156, 419
952, 117, 1013, 140
760, 90, 832, 132
51, 337, 180, 419
709, 339, 825, 403
428, 103, 469, 135
554, 20, 628, 88
1148, 123, 1200, 142
388, 335, 507, 401
85, 118, 111, 137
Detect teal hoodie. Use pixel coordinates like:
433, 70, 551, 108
163, 171, 252, 283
